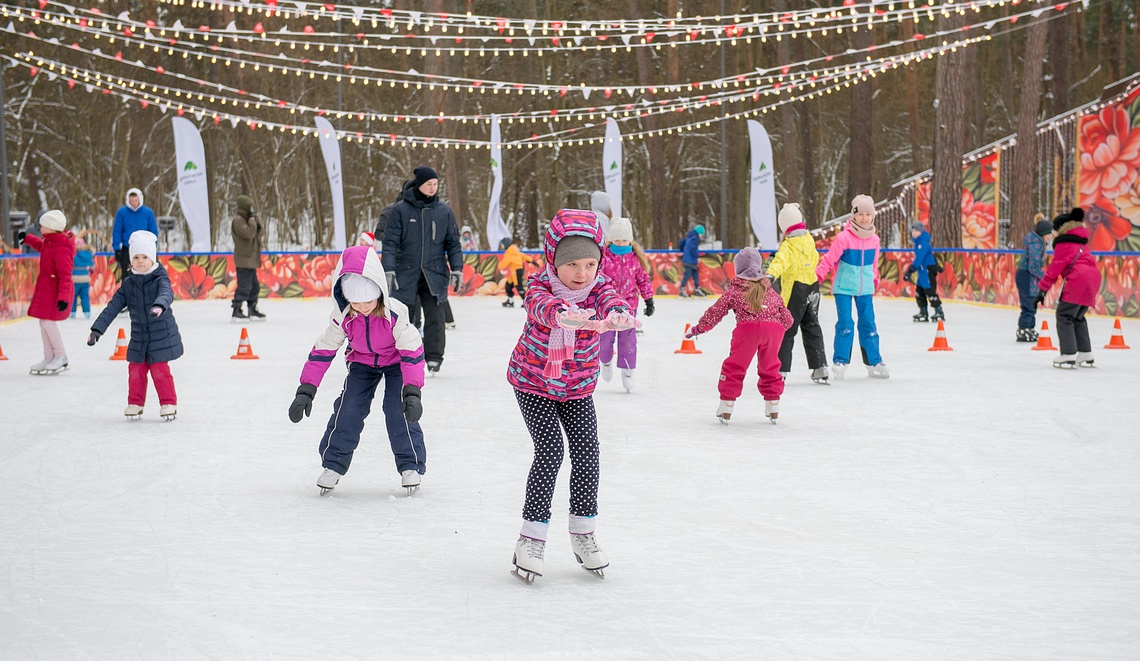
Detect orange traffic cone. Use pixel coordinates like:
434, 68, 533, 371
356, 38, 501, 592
0, 341, 8, 360
1104, 317, 1131, 350
1031, 320, 1057, 351
109, 328, 129, 360
231, 327, 260, 360
674, 324, 702, 354
928, 319, 953, 351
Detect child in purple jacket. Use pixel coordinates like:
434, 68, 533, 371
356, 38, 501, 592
1036, 207, 1102, 368
288, 245, 428, 495
598, 217, 655, 392
506, 209, 639, 584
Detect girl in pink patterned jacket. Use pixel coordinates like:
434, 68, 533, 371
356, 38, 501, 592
506, 209, 639, 584
287, 245, 427, 495
688, 247, 794, 424
598, 216, 655, 392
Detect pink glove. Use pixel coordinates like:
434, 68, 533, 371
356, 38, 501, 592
685, 327, 700, 339
557, 309, 596, 330
150, 306, 164, 318
601, 311, 641, 331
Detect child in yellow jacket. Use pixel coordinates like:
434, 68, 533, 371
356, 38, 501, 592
498, 237, 535, 308
766, 203, 829, 384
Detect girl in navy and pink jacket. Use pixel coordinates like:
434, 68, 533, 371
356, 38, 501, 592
288, 245, 427, 493
1036, 207, 1102, 367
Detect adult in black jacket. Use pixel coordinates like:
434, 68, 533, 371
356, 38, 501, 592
381, 166, 463, 371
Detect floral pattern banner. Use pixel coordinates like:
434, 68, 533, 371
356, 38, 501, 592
1077, 87, 1140, 251
912, 151, 999, 249
3, 249, 1139, 320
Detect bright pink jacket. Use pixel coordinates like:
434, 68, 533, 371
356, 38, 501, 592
507, 210, 629, 401
600, 247, 653, 310
24, 231, 76, 321
692, 278, 794, 335
815, 224, 880, 296
1038, 226, 1101, 307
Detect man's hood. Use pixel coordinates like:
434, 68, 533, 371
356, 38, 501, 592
125, 187, 144, 208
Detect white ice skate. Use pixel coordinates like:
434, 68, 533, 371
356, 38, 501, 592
601, 362, 613, 383
832, 363, 847, 380
867, 363, 890, 379
1076, 352, 1096, 368
1053, 354, 1077, 369
41, 356, 69, 375
316, 468, 342, 495
159, 404, 177, 421
716, 399, 735, 425
571, 533, 609, 578
620, 368, 634, 393
401, 469, 421, 495
28, 359, 49, 375
511, 536, 545, 585
764, 399, 780, 424
811, 366, 830, 385
124, 404, 144, 419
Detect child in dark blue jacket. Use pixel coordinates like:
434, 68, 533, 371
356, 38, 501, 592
88, 231, 183, 420
903, 222, 944, 322
678, 225, 706, 298
1014, 214, 1053, 342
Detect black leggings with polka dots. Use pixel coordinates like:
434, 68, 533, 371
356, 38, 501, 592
514, 390, 599, 523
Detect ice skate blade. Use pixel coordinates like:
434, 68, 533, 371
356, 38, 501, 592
812, 379, 830, 385
125, 414, 143, 420
511, 568, 538, 585
1052, 362, 1077, 369
405, 485, 420, 496
161, 415, 177, 422
319, 487, 334, 496
766, 414, 779, 424
717, 415, 730, 425
1078, 361, 1096, 368
574, 554, 609, 576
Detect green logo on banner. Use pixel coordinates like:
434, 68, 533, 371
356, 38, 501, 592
758, 162, 767, 173
609, 161, 618, 171
491, 158, 499, 168
183, 161, 198, 171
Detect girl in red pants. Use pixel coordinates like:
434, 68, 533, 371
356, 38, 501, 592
688, 247, 793, 424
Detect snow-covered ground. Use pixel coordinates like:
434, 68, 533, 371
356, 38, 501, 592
2, 295, 1139, 659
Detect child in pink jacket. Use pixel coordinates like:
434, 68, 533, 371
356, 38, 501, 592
506, 209, 639, 584
598, 217, 654, 392
688, 247, 793, 424
287, 245, 427, 495
1035, 207, 1102, 368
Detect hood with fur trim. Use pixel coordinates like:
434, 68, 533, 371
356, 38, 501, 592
125, 187, 144, 208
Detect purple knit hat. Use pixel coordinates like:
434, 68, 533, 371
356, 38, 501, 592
733, 247, 765, 281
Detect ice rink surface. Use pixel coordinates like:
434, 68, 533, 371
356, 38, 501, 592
2, 295, 1139, 659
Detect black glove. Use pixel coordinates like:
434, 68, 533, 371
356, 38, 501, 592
288, 384, 317, 423
16, 230, 27, 245
401, 384, 423, 424
86, 330, 102, 346
385, 271, 398, 292
449, 271, 462, 293
903, 266, 916, 284
1033, 292, 1046, 309
57, 300, 68, 312
644, 298, 655, 317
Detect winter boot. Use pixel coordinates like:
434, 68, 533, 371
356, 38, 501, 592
832, 362, 848, 380
931, 306, 945, 322
764, 399, 780, 423
570, 533, 609, 577
1016, 327, 1038, 342
247, 301, 266, 321
811, 366, 830, 384
401, 469, 422, 494
1076, 352, 1096, 368
1053, 354, 1077, 369
512, 536, 545, 584
124, 404, 144, 418
620, 368, 634, 393
231, 301, 249, 323
601, 362, 613, 383
716, 399, 735, 424
912, 309, 929, 323
317, 467, 342, 493
867, 362, 890, 379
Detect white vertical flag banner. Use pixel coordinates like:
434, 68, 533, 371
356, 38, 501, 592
747, 120, 778, 250
485, 116, 511, 251
314, 117, 347, 250
602, 118, 622, 235
171, 117, 211, 252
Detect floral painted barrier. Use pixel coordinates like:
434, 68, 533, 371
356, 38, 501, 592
3, 249, 1139, 321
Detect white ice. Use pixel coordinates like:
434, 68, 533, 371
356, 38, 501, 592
2, 296, 1139, 659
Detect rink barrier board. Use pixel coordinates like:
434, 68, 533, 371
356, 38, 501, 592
2, 249, 1139, 321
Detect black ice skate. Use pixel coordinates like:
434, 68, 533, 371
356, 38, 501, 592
247, 302, 267, 321
231, 302, 249, 324
426, 360, 441, 377
811, 366, 830, 385
502, 298, 515, 308
912, 311, 929, 323
931, 307, 945, 322
1016, 328, 1038, 342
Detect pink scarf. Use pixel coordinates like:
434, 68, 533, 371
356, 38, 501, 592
544, 265, 599, 378
849, 218, 876, 239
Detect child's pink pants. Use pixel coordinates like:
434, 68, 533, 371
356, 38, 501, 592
128, 362, 178, 406
718, 321, 786, 402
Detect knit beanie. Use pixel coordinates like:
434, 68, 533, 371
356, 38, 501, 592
39, 209, 67, 232
777, 203, 803, 232
911, 221, 926, 232
1052, 207, 1084, 232
694, 224, 706, 235
851, 195, 876, 215
609, 217, 634, 243
129, 230, 158, 262
236, 195, 253, 213
1035, 219, 1054, 236
733, 247, 765, 281
499, 237, 513, 251
340, 273, 381, 303
413, 166, 439, 187
554, 235, 602, 268
357, 231, 375, 247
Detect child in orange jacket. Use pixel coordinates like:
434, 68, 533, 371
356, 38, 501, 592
498, 237, 535, 308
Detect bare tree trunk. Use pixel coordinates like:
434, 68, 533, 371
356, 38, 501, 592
1010, 18, 1050, 241
1048, 10, 1071, 116
847, 1, 874, 202
900, 18, 924, 171
931, 11, 969, 248
626, 0, 671, 246
795, 24, 817, 224
773, 0, 799, 206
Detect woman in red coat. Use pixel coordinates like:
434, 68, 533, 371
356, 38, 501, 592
19, 210, 75, 374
